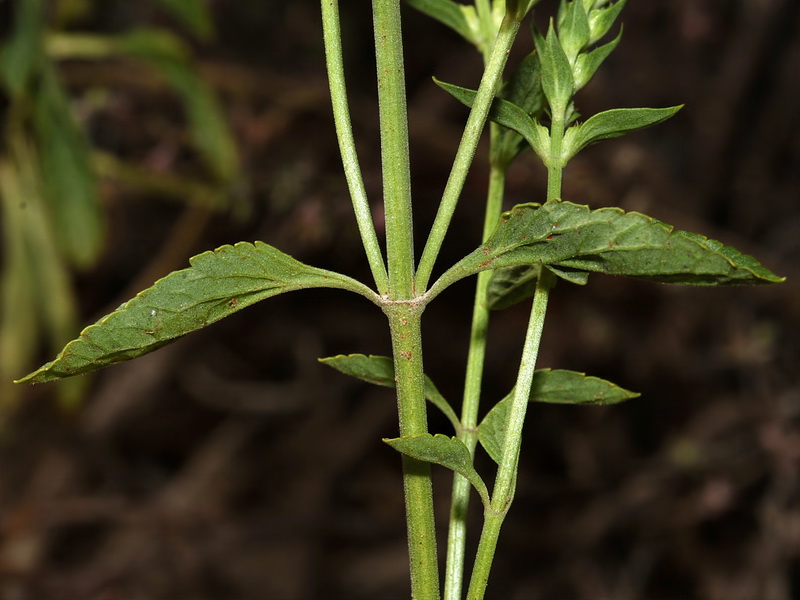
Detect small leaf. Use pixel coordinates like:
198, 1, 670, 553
385, 434, 490, 508
487, 264, 588, 310
16, 243, 375, 384
573, 27, 621, 91
557, 0, 591, 62
478, 369, 639, 463
404, 0, 475, 44
487, 265, 542, 310
588, 0, 627, 45
320, 354, 461, 431
430, 200, 785, 298
435, 78, 549, 161
536, 20, 574, 117
563, 106, 682, 161
545, 264, 589, 285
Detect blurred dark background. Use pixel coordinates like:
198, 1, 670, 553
0, 0, 798, 599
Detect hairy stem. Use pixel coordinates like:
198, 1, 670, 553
443, 147, 506, 600
373, 0, 414, 299
416, 13, 522, 291
321, 0, 389, 294
386, 303, 440, 600
465, 269, 554, 600
373, 1, 438, 597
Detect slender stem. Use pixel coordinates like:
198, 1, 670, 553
443, 150, 506, 600
415, 14, 522, 292
465, 269, 555, 600
373, 2, 439, 597
547, 115, 566, 200
386, 303, 440, 600
321, 0, 389, 295
373, 0, 415, 299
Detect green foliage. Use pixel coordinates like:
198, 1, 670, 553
11, 1, 786, 598
1, 0, 44, 97
17, 244, 374, 384
562, 106, 683, 160
478, 369, 639, 463
404, 0, 475, 43
385, 434, 490, 508
33, 68, 103, 267
432, 199, 783, 304
536, 21, 574, 119
0, 0, 237, 411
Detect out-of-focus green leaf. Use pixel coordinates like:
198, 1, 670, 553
33, 68, 104, 268
430, 199, 785, 298
0, 161, 42, 411
319, 354, 460, 430
1, 0, 44, 97
385, 434, 490, 508
151, 0, 214, 40
16, 243, 376, 384
478, 369, 639, 463
115, 29, 238, 182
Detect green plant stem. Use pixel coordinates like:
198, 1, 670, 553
443, 142, 506, 600
465, 268, 554, 600
465, 93, 567, 597
321, 0, 389, 295
416, 13, 522, 292
373, 0, 414, 300
373, 2, 438, 597
547, 114, 565, 200
386, 302, 440, 600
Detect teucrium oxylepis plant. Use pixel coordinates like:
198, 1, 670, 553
16, 1, 783, 598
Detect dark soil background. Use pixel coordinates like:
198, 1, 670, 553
2, 1, 799, 599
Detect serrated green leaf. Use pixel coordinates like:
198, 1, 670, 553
479, 369, 639, 463
430, 199, 785, 298
405, 0, 475, 44
16, 243, 376, 384
151, 0, 214, 40
573, 27, 621, 90
320, 354, 461, 431
435, 78, 550, 161
563, 106, 682, 161
385, 434, 489, 508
